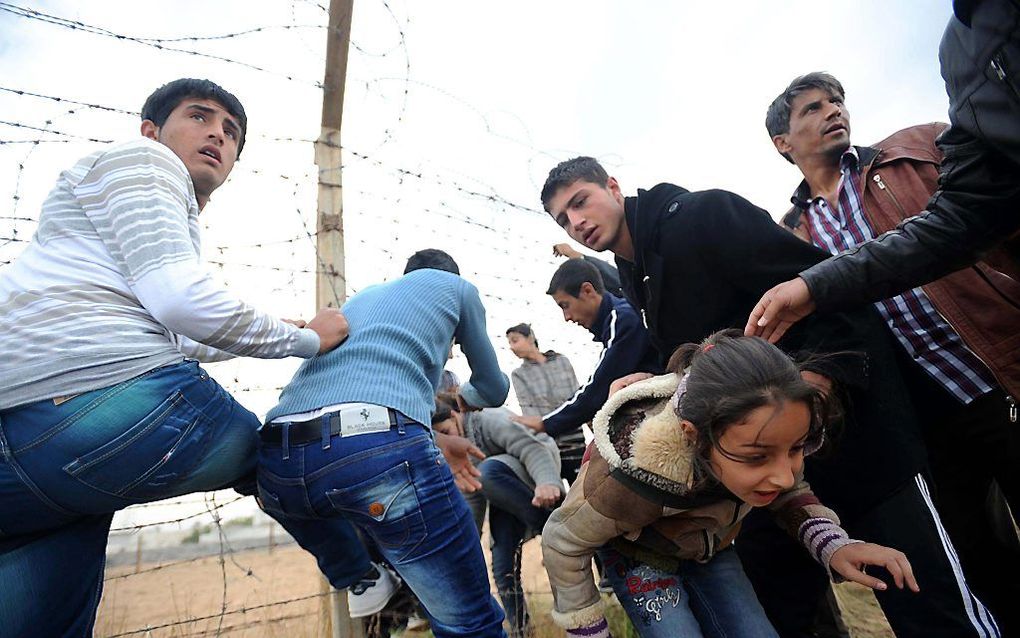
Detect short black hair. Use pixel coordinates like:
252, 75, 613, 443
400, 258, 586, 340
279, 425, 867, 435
141, 78, 248, 157
541, 156, 609, 212
546, 258, 605, 297
432, 394, 456, 423
404, 248, 460, 275
765, 72, 845, 164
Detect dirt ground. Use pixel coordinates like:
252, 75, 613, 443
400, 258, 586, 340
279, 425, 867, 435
97, 531, 892, 637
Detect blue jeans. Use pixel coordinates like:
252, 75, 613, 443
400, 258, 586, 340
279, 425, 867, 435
600, 546, 778, 638
0, 361, 368, 637
479, 459, 553, 638
257, 419, 506, 638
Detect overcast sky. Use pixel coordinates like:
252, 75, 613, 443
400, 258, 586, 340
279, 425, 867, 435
0, 0, 955, 525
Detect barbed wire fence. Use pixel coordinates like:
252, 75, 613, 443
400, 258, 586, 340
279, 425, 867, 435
0, 2, 611, 636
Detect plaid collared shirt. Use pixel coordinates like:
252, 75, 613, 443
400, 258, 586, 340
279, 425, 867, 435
795, 148, 995, 403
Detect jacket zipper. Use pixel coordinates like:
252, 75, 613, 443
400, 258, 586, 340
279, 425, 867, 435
1009, 395, 1017, 423
991, 53, 1020, 105
872, 173, 909, 219
641, 275, 652, 329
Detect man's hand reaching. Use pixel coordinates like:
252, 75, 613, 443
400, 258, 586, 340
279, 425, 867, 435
510, 415, 544, 433
532, 484, 562, 508
744, 277, 816, 344
435, 431, 485, 492
307, 308, 350, 354
553, 243, 582, 259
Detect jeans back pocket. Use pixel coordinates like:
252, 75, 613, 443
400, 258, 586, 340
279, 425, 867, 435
325, 461, 427, 564
63, 390, 213, 500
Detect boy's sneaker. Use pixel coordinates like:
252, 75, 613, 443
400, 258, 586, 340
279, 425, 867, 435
348, 562, 401, 618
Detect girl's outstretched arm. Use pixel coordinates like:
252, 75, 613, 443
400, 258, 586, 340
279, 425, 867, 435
829, 543, 920, 593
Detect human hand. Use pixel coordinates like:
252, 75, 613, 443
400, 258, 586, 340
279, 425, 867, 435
830, 543, 919, 593
532, 484, 561, 508
306, 308, 350, 354
510, 415, 544, 433
553, 243, 582, 259
743, 277, 816, 343
434, 431, 485, 492
281, 318, 307, 328
609, 372, 654, 397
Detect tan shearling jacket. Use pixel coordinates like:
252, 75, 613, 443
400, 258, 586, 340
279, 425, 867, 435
541, 373, 846, 630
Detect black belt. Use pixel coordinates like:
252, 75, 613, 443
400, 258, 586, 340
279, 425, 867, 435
260, 407, 405, 446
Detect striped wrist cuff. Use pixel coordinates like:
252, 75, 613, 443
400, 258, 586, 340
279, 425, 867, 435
566, 617, 610, 638
798, 517, 862, 581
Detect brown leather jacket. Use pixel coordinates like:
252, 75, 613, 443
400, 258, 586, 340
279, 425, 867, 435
782, 123, 1020, 400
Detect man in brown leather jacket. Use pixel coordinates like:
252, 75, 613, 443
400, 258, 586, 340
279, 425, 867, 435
766, 71, 1020, 636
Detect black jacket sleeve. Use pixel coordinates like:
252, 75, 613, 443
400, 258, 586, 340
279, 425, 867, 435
802, 6, 1020, 309
680, 190, 870, 389
542, 305, 656, 437
802, 125, 1020, 310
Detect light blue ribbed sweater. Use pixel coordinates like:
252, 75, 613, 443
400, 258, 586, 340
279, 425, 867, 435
266, 269, 509, 426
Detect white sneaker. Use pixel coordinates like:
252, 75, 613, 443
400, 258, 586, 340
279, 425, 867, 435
348, 562, 401, 618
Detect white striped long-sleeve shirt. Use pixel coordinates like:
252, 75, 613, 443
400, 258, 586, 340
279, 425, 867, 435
0, 138, 319, 411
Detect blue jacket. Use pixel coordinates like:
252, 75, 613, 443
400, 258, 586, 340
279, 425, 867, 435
542, 293, 661, 437
267, 269, 509, 426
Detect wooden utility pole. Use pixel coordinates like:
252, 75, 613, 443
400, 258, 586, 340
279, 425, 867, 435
315, 0, 353, 310
315, 2, 362, 638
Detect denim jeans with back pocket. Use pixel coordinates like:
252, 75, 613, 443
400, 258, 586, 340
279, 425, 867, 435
0, 360, 352, 637
257, 419, 507, 638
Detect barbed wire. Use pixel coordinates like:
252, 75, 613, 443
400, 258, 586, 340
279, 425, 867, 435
103, 591, 331, 637
0, 5, 610, 634
0, 138, 76, 145
0, 85, 138, 115
109, 494, 248, 532
0, 2, 325, 87
0, 118, 113, 144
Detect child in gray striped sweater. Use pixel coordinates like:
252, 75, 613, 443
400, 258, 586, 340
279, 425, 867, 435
542, 330, 920, 638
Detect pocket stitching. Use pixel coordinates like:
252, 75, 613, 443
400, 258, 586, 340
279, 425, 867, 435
324, 463, 427, 557
63, 391, 215, 498
64, 393, 184, 477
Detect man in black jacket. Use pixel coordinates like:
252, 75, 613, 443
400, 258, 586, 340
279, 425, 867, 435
539, 156, 1000, 637
748, 0, 1020, 341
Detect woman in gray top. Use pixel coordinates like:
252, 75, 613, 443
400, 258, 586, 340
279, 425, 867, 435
506, 324, 586, 481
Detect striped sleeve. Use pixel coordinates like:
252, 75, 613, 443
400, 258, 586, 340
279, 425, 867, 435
768, 476, 861, 581
73, 140, 320, 359
73, 140, 198, 282
166, 332, 237, 363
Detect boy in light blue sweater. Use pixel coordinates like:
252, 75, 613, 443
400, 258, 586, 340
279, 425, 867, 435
257, 249, 511, 638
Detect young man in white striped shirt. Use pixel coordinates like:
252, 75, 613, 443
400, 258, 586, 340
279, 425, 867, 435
0, 78, 358, 637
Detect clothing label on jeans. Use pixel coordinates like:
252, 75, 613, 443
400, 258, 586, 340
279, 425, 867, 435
339, 403, 391, 437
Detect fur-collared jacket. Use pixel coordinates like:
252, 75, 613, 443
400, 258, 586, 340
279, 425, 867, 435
541, 373, 856, 631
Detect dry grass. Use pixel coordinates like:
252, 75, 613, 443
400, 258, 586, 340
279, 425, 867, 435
97, 536, 891, 637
